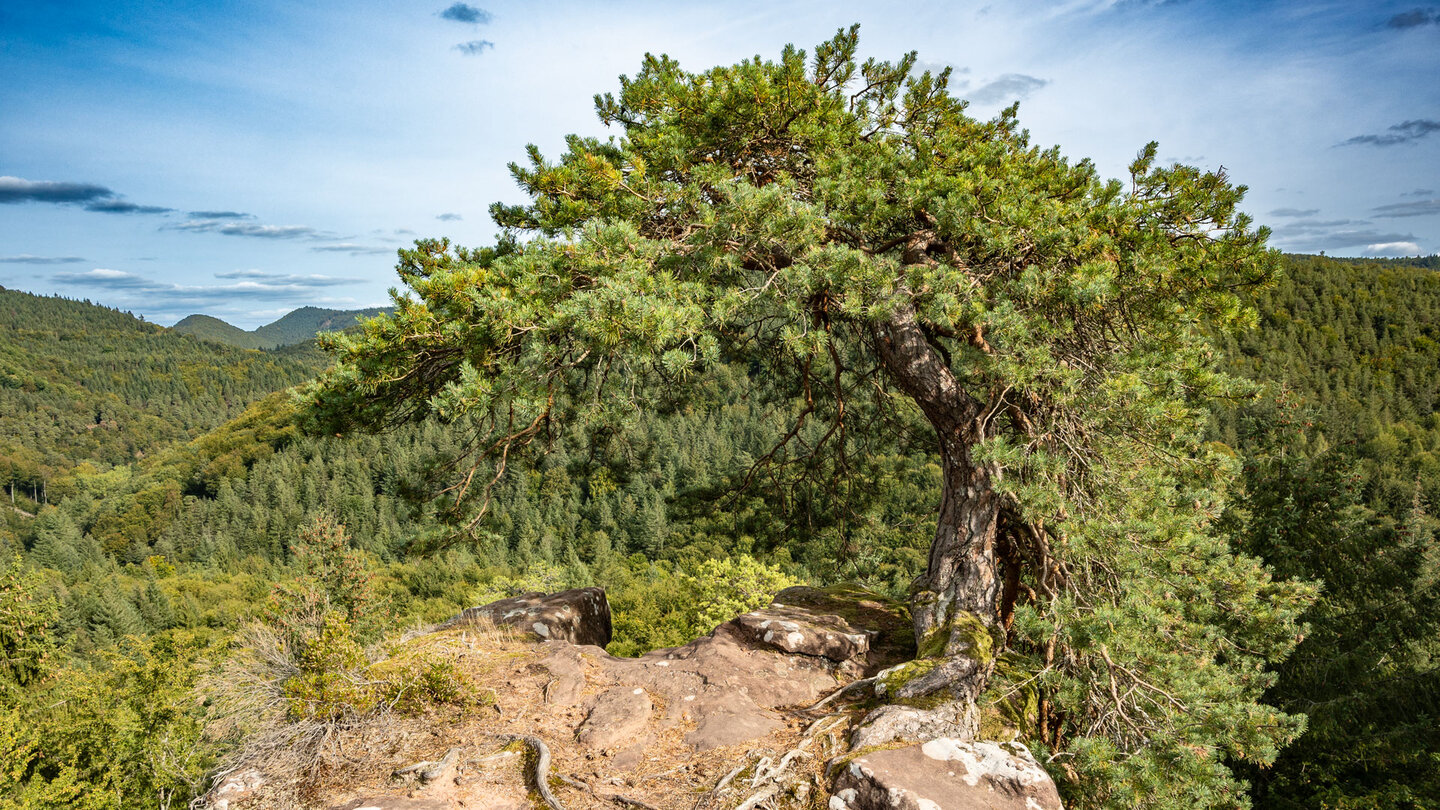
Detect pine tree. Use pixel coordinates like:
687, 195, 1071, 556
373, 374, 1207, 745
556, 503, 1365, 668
306, 27, 1310, 806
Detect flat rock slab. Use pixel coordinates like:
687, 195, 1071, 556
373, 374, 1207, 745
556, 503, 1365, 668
733, 606, 871, 663
578, 687, 653, 750
444, 586, 612, 647
831, 739, 1062, 810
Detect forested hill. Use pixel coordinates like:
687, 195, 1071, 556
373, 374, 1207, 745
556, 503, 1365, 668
1216, 253, 1440, 808
0, 288, 329, 506
171, 305, 391, 349
1217, 254, 1440, 511
0, 254, 1436, 808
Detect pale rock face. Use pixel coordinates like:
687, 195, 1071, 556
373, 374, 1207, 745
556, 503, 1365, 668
731, 605, 873, 663
441, 586, 612, 647
204, 768, 265, 810
829, 739, 1063, 810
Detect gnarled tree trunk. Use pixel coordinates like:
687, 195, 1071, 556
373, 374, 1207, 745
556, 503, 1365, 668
861, 300, 1002, 745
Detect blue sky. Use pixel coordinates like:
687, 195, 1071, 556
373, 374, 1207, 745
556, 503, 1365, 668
1, 0, 1437, 328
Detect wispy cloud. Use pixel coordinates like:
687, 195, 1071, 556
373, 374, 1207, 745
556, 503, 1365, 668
214, 269, 364, 286
455, 39, 494, 56
439, 3, 491, 24
436, 212, 463, 221
50, 268, 367, 316
966, 73, 1048, 105
167, 219, 319, 239
0, 176, 113, 204
53, 268, 160, 289
311, 242, 393, 256
1269, 207, 1321, 217
1372, 199, 1440, 218
0, 176, 172, 213
1270, 218, 1420, 254
0, 254, 86, 264
1387, 8, 1439, 28
83, 199, 173, 215
1339, 119, 1440, 147
1403, 189, 1435, 197
187, 210, 254, 219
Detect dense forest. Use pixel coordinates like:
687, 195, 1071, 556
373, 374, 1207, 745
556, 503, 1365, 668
1, 253, 1438, 808
0, 289, 327, 504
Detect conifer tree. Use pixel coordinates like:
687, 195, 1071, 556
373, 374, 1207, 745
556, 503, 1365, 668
308, 28, 1312, 805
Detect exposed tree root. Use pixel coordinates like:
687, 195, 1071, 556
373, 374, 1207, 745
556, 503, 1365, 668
693, 712, 849, 810
803, 677, 878, 713
500, 734, 564, 810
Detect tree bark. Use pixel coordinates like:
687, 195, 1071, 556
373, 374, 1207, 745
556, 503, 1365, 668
857, 301, 1003, 745
919, 432, 1001, 640
871, 300, 1001, 648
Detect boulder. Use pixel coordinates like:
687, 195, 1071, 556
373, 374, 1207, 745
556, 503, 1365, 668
732, 605, 872, 663
830, 739, 1063, 810
443, 586, 612, 647
772, 585, 916, 673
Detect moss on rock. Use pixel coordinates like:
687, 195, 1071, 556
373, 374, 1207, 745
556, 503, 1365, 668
916, 610, 994, 665
771, 583, 915, 672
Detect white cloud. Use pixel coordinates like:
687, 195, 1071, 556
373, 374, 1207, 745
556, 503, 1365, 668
1363, 241, 1422, 256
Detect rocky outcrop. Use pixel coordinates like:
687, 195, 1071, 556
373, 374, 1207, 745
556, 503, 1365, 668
732, 606, 872, 664
206, 584, 1064, 810
831, 739, 1063, 810
773, 585, 917, 674
442, 586, 612, 647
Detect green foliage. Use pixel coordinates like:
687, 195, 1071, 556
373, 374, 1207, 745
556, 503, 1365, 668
679, 554, 798, 636
1, 630, 223, 810
1215, 263, 1440, 808
264, 518, 388, 663
0, 288, 324, 501
304, 28, 1307, 808
0, 555, 58, 694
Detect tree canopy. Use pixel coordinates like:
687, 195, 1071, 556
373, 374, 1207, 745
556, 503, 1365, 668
308, 27, 1313, 808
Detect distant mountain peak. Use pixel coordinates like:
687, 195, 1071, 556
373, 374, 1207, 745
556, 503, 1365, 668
171, 306, 391, 349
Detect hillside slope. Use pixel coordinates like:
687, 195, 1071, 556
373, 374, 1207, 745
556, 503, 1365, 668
0, 288, 328, 502
169, 313, 258, 347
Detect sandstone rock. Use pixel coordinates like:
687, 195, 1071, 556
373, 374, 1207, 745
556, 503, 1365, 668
849, 702, 978, 752
686, 704, 782, 750
444, 586, 612, 647
577, 686, 653, 750
773, 586, 915, 666
206, 767, 264, 809
732, 605, 872, 663
830, 739, 1063, 810
538, 642, 587, 705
